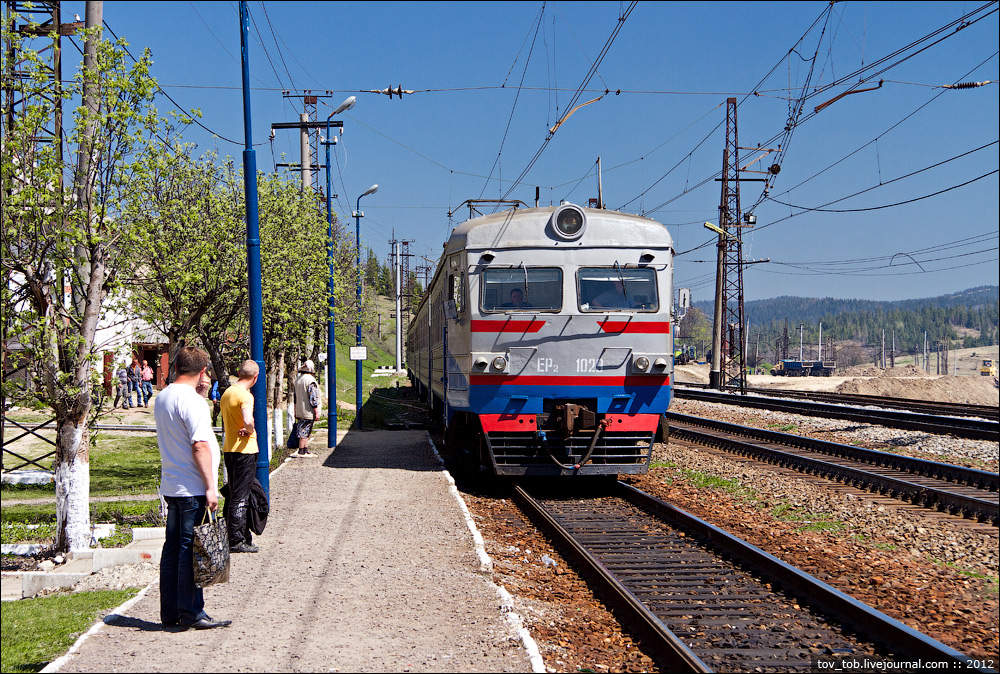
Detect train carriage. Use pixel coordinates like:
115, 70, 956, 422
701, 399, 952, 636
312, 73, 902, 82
407, 203, 683, 476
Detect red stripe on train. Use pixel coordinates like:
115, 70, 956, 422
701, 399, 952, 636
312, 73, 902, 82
469, 375, 670, 386
479, 413, 659, 433
597, 320, 670, 334
470, 319, 545, 333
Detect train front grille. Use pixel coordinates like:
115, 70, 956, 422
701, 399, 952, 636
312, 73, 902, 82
485, 430, 652, 466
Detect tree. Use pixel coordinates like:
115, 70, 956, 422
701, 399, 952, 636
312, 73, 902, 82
258, 173, 339, 412
118, 148, 245, 380
2, 21, 165, 551
676, 306, 711, 356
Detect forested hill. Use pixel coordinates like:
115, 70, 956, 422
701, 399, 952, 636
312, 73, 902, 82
693, 286, 998, 325
691, 285, 999, 350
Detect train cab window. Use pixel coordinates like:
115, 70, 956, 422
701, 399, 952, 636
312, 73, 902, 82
481, 267, 562, 313
578, 267, 658, 312
450, 272, 465, 315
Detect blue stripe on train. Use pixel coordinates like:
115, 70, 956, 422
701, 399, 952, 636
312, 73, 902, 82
463, 383, 673, 416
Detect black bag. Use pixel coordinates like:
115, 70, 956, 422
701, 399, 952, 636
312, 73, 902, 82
192, 509, 230, 588
286, 421, 299, 449
247, 478, 270, 535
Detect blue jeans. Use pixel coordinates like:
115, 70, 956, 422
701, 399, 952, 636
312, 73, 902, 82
160, 495, 208, 625
142, 381, 153, 404
128, 380, 140, 406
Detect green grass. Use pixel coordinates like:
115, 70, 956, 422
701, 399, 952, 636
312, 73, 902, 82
936, 561, 1000, 595
1, 500, 161, 527
1, 435, 161, 501
771, 503, 845, 533
649, 460, 677, 469
97, 526, 133, 548
767, 423, 799, 432
0, 521, 57, 544
1, 589, 139, 673
682, 469, 741, 491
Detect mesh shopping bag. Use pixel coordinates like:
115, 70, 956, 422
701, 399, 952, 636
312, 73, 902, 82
192, 508, 230, 587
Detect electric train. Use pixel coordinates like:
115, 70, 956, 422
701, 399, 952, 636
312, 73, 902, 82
406, 202, 686, 476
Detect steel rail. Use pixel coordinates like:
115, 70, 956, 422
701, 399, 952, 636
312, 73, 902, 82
665, 412, 998, 524
512, 484, 712, 673
613, 483, 990, 672
753, 389, 999, 421
676, 382, 1000, 421
674, 387, 999, 441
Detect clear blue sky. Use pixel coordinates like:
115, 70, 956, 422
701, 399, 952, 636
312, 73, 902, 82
57, 1, 999, 303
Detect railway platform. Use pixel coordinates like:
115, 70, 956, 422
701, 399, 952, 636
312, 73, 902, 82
47, 429, 535, 673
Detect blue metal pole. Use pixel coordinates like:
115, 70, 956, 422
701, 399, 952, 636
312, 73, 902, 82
355, 195, 363, 430
325, 117, 337, 448
239, 1, 269, 501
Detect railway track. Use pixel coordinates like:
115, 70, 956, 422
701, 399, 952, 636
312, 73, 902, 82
678, 382, 1000, 421
514, 481, 988, 673
674, 386, 1000, 441
665, 412, 999, 525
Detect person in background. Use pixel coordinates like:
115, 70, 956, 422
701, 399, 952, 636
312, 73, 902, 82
590, 279, 629, 309
210, 376, 222, 428
502, 287, 532, 309
141, 359, 155, 406
220, 360, 260, 553
291, 359, 320, 458
127, 356, 143, 407
154, 346, 230, 630
113, 362, 131, 409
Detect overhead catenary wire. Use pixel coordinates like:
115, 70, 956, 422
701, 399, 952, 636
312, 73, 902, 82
101, 19, 267, 147
628, 2, 998, 223
499, 1, 636, 203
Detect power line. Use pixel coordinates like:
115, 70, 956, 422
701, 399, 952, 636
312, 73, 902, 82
480, 3, 546, 199
499, 1, 636, 202
101, 20, 264, 147
765, 169, 997, 214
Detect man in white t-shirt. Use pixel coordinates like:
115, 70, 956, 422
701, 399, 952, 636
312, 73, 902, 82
155, 346, 231, 631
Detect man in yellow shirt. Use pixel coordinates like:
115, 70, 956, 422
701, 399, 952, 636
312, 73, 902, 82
220, 360, 259, 553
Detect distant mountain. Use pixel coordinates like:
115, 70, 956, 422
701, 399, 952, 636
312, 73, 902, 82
693, 286, 999, 326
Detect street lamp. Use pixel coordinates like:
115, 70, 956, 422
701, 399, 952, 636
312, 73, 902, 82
353, 183, 379, 429
323, 96, 356, 449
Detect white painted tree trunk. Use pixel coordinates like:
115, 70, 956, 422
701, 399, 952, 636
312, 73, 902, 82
54, 424, 91, 552
273, 407, 283, 448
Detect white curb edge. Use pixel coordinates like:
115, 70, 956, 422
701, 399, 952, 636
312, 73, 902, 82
425, 433, 547, 674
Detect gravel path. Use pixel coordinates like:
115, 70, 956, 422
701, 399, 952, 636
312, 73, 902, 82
51, 430, 531, 673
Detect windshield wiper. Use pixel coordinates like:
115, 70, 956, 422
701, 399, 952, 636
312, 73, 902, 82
612, 261, 630, 307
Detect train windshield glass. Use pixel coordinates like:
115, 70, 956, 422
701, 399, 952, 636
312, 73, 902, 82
578, 267, 658, 312
481, 267, 562, 312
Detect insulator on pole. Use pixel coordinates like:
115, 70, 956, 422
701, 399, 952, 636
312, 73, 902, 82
942, 80, 994, 89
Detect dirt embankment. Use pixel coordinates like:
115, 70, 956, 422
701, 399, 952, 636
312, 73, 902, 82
836, 374, 999, 406
674, 362, 999, 406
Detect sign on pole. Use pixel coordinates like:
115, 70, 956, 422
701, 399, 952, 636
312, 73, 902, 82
350, 346, 368, 361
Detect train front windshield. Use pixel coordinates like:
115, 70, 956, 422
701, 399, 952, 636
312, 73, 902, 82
481, 267, 563, 312
579, 267, 658, 311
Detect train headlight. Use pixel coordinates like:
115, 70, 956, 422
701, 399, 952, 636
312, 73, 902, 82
552, 204, 586, 240
653, 357, 668, 370
491, 356, 508, 371
634, 356, 650, 372
474, 357, 489, 369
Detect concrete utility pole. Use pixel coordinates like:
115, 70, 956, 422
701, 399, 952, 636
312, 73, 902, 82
270, 92, 339, 191
393, 240, 402, 373
299, 112, 310, 192
799, 323, 804, 360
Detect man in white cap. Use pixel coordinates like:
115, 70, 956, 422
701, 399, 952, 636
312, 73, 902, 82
291, 359, 320, 457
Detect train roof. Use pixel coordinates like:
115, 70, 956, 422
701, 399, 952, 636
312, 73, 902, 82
444, 205, 673, 256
